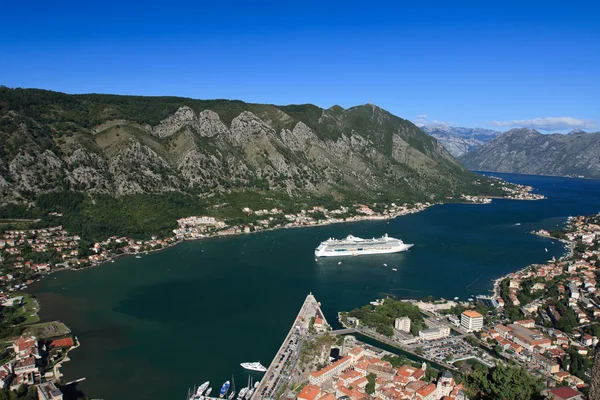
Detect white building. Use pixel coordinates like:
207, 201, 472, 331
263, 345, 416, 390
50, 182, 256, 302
461, 310, 484, 332
37, 382, 63, 400
418, 326, 450, 341
394, 316, 411, 333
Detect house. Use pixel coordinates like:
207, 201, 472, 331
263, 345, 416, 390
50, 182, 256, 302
37, 381, 63, 400
13, 356, 37, 375
0, 363, 12, 389
297, 384, 320, 400
309, 356, 352, 385
415, 383, 437, 400
12, 336, 39, 359
547, 386, 584, 400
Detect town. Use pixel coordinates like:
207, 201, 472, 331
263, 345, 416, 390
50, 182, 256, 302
0, 182, 547, 399
288, 212, 600, 400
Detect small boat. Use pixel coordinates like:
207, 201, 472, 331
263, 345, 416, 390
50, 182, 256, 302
454, 297, 459, 300
383, 263, 387, 267
244, 388, 254, 400
135, 255, 142, 259
545, 248, 548, 252
219, 381, 230, 398
206, 388, 212, 397
392, 268, 397, 272
338, 261, 342, 265
253, 382, 259, 389
237, 388, 248, 399
240, 362, 267, 372
198, 382, 210, 396
228, 391, 236, 400
515, 223, 521, 226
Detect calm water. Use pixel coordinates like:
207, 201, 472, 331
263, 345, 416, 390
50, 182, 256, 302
30, 173, 600, 400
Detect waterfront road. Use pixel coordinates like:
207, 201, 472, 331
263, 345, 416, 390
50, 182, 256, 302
253, 293, 327, 400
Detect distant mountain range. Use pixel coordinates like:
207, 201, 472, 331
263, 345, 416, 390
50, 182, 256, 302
419, 125, 501, 157
460, 128, 600, 178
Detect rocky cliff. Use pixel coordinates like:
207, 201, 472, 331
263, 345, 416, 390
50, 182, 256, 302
460, 128, 600, 178
420, 125, 501, 157
0, 88, 493, 206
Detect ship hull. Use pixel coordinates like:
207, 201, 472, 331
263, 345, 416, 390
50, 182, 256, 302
315, 243, 413, 257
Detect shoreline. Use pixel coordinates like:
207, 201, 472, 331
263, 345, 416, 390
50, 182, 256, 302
490, 230, 575, 300
25, 193, 546, 393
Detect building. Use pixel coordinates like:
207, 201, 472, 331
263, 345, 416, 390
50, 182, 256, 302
13, 357, 37, 375
12, 336, 38, 359
394, 316, 411, 333
297, 384, 321, 400
461, 310, 484, 332
309, 356, 353, 385
547, 386, 585, 400
418, 326, 450, 341
37, 382, 63, 400
436, 370, 455, 397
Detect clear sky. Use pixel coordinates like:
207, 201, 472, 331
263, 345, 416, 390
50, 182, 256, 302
1, 0, 598, 131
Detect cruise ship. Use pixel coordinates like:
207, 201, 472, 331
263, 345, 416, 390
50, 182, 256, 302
314, 234, 413, 257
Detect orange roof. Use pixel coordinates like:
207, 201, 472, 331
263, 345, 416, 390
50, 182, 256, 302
349, 346, 364, 356
397, 365, 417, 377
50, 337, 74, 348
416, 383, 436, 397
298, 384, 321, 400
462, 310, 483, 318
413, 369, 425, 380
13, 336, 36, 352
310, 356, 351, 378
319, 394, 335, 400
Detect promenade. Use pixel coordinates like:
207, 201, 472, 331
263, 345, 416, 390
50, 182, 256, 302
252, 293, 327, 400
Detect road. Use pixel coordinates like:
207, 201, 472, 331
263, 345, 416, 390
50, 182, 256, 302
252, 293, 327, 400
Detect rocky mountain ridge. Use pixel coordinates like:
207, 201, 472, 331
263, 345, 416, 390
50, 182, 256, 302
0, 88, 495, 207
460, 128, 600, 178
420, 125, 501, 157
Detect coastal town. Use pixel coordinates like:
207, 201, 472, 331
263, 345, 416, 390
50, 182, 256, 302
0, 182, 555, 399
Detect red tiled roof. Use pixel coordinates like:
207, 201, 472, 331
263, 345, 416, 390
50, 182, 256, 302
416, 383, 436, 396
50, 337, 74, 348
298, 384, 320, 400
310, 356, 351, 378
549, 386, 582, 399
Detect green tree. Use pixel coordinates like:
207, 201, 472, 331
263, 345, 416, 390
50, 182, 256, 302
365, 373, 376, 395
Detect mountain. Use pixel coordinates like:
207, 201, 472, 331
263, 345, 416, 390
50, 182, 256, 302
0, 88, 500, 215
460, 128, 600, 178
420, 125, 501, 157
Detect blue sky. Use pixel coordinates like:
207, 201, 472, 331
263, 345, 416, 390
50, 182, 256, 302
1, 0, 598, 131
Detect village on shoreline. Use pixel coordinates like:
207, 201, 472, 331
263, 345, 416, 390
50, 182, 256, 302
0, 180, 545, 398
295, 212, 600, 400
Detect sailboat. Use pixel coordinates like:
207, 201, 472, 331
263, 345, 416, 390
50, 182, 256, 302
237, 377, 250, 400
228, 376, 236, 400
244, 378, 254, 400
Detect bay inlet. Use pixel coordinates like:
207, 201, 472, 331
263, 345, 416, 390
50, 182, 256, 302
29, 173, 600, 400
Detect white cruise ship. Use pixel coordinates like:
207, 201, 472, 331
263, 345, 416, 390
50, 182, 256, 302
315, 234, 413, 257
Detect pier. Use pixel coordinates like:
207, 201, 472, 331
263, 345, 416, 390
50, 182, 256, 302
252, 293, 328, 400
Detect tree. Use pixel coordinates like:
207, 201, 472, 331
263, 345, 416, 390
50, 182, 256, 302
365, 373, 376, 395
591, 343, 600, 400
461, 363, 544, 400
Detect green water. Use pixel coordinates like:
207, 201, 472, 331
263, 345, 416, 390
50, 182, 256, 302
30, 173, 600, 400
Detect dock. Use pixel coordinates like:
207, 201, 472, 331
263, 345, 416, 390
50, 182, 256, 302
252, 293, 328, 400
